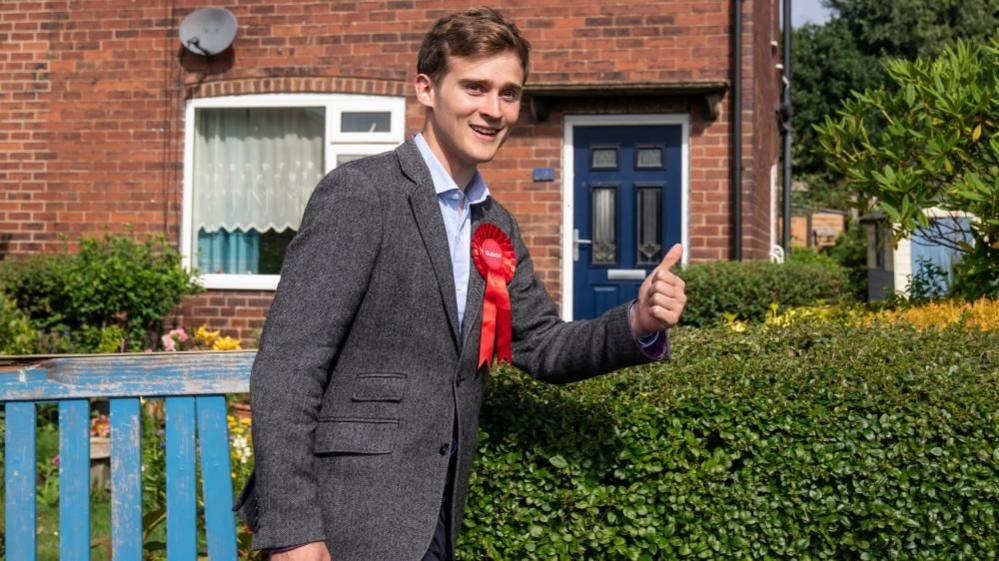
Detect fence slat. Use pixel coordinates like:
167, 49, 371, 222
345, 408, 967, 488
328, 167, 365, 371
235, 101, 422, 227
166, 396, 198, 561
197, 395, 238, 561
5, 402, 37, 561
0, 352, 252, 401
111, 397, 143, 561
59, 399, 90, 558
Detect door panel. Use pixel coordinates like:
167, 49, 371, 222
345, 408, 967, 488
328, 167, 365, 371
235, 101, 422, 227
572, 125, 682, 320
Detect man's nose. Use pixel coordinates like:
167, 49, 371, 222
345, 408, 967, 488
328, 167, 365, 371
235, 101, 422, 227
479, 92, 501, 120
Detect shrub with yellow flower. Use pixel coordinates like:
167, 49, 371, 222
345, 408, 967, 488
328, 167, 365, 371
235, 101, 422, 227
764, 302, 867, 328
226, 413, 254, 488
871, 298, 999, 331
722, 312, 748, 332
753, 298, 998, 332
227, 411, 259, 559
212, 336, 242, 351
194, 325, 220, 347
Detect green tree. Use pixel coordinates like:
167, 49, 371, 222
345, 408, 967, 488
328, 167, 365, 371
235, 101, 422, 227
826, 0, 999, 59
791, 0, 999, 209
816, 38, 999, 298
791, 20, 881, 208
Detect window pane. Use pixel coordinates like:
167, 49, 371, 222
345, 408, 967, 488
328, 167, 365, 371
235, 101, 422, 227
591, 148, 618, 170
196, 228, 296, 275
637, 187, 662, 264
193, 107, 325, 274
258, 229, 296, 274
341, 111, 391, 133
636, 147, 663, 169
592, 187, 616, 265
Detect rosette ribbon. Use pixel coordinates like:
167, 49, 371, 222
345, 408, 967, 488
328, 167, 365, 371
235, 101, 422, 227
471, 223, 516, 369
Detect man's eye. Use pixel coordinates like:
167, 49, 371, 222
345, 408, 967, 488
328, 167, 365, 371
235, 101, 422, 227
502, 90, 520, 101
466, 84, 484, 94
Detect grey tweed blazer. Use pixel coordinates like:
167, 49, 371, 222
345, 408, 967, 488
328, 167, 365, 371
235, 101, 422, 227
236, 138, 658, 560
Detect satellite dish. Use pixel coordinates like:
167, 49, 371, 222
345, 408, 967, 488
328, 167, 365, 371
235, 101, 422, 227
179, 7, 238, 56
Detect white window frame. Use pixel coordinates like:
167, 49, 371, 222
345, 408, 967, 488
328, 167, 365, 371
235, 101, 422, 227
181, 93, 405, 291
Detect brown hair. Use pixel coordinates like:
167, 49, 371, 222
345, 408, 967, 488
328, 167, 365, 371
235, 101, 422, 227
417, 7, 531, 85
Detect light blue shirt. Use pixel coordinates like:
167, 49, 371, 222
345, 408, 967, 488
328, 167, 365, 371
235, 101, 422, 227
413, 133, 490, 333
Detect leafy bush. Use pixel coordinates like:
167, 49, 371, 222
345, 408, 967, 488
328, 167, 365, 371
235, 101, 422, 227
826, 220, 869, 301
0, 234, 202, 352
460, 320, 999, 560
905, 258, 950, 301
679, 260, 851, 327
817, 38, 999, 299
788, 247, 839, 267
0, 292, 37, 354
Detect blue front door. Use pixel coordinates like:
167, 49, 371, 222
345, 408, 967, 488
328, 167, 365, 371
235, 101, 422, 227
572, 125, 682, 320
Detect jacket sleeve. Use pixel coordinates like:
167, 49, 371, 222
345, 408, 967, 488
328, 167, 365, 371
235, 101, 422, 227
506, 214, 667, 384
247, 168, 383, 550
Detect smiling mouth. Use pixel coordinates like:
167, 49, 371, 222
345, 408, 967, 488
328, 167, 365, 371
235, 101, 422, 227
469, 124, 500, 137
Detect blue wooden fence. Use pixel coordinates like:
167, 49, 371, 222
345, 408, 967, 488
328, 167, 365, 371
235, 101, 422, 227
0, 351, 254, 560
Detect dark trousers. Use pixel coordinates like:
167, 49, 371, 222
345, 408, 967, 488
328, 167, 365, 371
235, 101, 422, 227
422, 416, 459, 561
420, 492, 452, 561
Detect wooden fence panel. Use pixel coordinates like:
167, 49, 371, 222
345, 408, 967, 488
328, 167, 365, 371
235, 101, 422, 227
0, 352, 253, 559
111, 397, 143, 561
4, 401, 37, 561
198, 395, 239, 561
58, 399, 91, 557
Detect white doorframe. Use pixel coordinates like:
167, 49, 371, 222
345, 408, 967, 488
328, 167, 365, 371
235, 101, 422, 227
561, 114, 690, 320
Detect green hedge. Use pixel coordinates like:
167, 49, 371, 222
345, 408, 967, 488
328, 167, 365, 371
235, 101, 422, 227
460, 321, 998, 560
679, 261, 851, 327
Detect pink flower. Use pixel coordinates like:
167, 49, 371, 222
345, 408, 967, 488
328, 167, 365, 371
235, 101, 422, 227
161, 333, 176, 352
51, 455, 60, 467
91, 415, 110, 437
169, 327, 189, 343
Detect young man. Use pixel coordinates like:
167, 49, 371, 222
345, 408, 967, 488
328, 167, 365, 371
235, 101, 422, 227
239, 8, 687, 561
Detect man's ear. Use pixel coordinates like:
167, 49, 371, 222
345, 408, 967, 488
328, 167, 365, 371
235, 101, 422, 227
414, 73, 435, 110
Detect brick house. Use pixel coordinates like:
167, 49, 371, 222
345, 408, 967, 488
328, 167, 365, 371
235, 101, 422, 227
1, 1, 783, 339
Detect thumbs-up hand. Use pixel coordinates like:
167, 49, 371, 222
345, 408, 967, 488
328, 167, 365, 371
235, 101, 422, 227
629, 243, 687, 337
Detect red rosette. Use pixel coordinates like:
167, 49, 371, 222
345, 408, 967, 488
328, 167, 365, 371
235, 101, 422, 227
471, 223, 516, 369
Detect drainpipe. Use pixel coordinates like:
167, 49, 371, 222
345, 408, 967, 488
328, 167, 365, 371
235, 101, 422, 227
781, 0, 793, 254
732, 0, 744, 261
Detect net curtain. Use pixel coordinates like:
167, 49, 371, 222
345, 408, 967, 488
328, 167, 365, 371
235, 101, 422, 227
193, 107, 324, 274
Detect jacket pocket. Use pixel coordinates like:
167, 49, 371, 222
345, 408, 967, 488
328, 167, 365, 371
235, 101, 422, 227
313, 417, 399, 455
351, 373, 407, 402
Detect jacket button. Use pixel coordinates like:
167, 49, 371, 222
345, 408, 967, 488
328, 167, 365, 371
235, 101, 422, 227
439, 443, 449, 455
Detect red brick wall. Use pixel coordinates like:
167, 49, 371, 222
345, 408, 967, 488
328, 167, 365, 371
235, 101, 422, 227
2, 0, 780, 338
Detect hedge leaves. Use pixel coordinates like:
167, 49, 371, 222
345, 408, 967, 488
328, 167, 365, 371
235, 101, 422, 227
460, 320, 998, 560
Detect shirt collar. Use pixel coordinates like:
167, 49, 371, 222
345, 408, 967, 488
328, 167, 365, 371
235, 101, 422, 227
413, 133, 490, 205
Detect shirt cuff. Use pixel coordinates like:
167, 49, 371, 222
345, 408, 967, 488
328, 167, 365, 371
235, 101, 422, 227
628, 300, 671, 361
263, 541, 320, 557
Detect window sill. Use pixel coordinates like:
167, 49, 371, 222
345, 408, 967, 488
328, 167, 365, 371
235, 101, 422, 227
196, 274, 279, 292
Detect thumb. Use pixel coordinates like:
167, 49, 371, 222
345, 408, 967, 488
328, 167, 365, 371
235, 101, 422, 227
659, 243, 683, 272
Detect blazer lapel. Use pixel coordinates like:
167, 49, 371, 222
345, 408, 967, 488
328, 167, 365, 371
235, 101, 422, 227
397, 140, 461, 350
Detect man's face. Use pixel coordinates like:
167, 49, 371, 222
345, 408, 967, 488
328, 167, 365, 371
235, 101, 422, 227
417, 51, 524, 170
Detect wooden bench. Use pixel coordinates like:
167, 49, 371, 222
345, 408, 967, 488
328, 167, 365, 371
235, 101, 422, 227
1, 351, 253, 561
